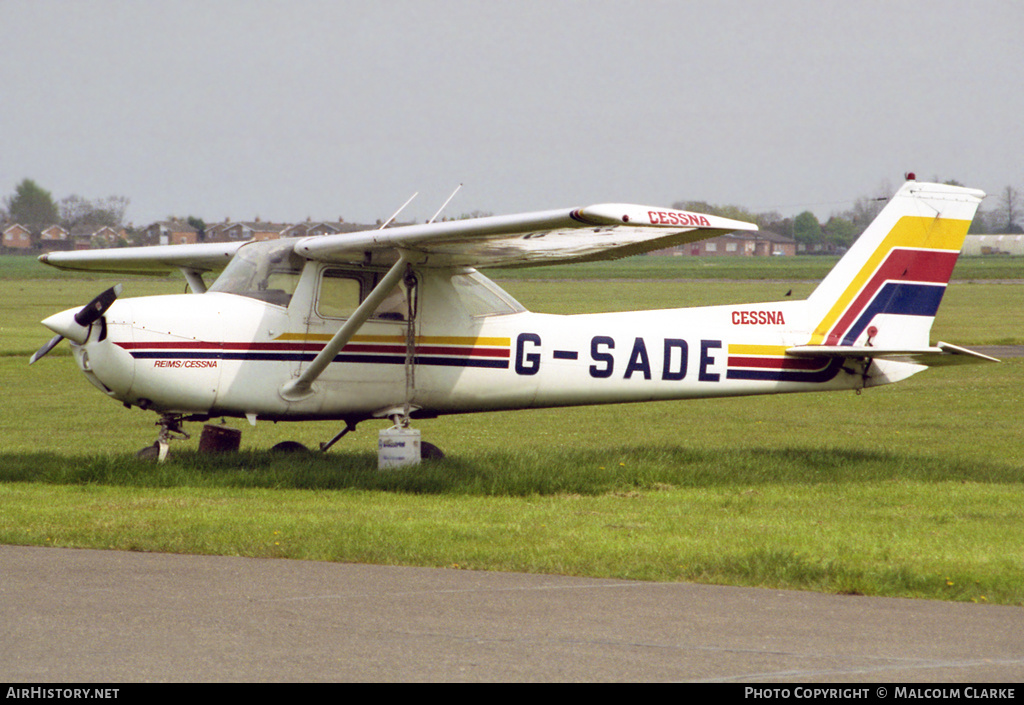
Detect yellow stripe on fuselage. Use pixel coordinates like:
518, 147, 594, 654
275, 332, 511, 347
728, 344, 789, 357
808, 215, 970, 345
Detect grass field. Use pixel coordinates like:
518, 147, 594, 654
2, 253, 1022, 603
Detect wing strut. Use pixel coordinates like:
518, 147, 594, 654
179, 268, 208, 294
280, 253, 411, 401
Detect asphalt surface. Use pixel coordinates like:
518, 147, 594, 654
2, 545, 1022, 683
974, 345, 1024, 359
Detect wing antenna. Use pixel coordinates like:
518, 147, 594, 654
379, 192, 418, 230
428, 183, 463, 224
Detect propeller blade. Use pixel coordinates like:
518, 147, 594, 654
29, 334, 65, 365
73, 284, 123, 328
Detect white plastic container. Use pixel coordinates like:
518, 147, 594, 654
378, 426, 421, 470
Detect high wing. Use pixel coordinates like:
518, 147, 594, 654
37, 204, 755, 275
38, 241, 244, 276
293, 204, 756, 268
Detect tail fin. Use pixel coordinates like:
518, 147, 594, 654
804, 179, 985, 350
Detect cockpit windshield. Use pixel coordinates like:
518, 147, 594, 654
208, 240, 305, 307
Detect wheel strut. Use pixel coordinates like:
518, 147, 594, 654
319, 420, 358, 453
137, 413, 191, 462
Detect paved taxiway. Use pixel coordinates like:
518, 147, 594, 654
975, 345, 1024, 359
2, 545, 1022, 682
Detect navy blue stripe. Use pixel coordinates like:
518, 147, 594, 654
415, 356, 509, 369
131, 351, 307, 361
842, 282, 946, 346
727, 358, 844, 384
569, 209, 602, 226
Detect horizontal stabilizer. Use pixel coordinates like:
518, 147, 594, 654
786, 341, 999, 367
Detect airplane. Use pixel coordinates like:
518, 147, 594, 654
31, 178, 997, 462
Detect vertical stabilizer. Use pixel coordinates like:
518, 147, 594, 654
804, 180, 985, 349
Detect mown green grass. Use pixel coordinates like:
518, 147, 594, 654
2, 464, 1020, 603
2, 257, 1023, 603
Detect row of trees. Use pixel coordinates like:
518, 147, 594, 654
2, 179, 130, 233
674, 180, 1024, 250
4, 177, 1022, 252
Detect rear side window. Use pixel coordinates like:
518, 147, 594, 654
449, 272, 525, 316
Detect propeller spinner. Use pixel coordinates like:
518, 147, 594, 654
30, 284, 123, 364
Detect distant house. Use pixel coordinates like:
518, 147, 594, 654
220, 220, 287, 242
139, 216, 374, 246
88, 226, 126, 248
144, 220, 199, 246
40, 225, 71, 250
68, 224, 126, 249
280, 220, 366, 238
2, 223, 33, 250
201, 220, 228, 242
3, 223, 130, 251
796, 241, 845, 255
655, 229, 796, 257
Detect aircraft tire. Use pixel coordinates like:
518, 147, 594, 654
271, 441, 309, 453
136, 443, 161, 462
421, 441, 444, 460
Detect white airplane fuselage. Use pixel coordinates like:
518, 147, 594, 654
61, 261, 903, 426
35, 181, 991, 457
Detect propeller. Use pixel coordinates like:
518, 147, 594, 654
30, 284, 123, 365
29, 334, 66, 365
73, 284, 123, 328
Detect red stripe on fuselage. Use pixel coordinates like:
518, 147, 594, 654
728, 355, 831, 371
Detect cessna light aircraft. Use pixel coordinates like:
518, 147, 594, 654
32, 179, 996, 462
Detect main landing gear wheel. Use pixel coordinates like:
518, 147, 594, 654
271, 441, 309, 453
136, 442, 166, 462
421, 441, 444, 460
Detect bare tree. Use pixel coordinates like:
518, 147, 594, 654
59, 194, 130, 229
991, 186, 1023, 233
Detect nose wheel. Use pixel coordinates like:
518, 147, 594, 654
136, 414, 191, 462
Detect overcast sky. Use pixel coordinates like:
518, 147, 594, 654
2, 0, 1021, 227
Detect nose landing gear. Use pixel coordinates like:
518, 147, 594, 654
136, 413, 192, 462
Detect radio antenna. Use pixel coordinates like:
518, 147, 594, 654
428, 183, 463, 224
379, 192, 418, 230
